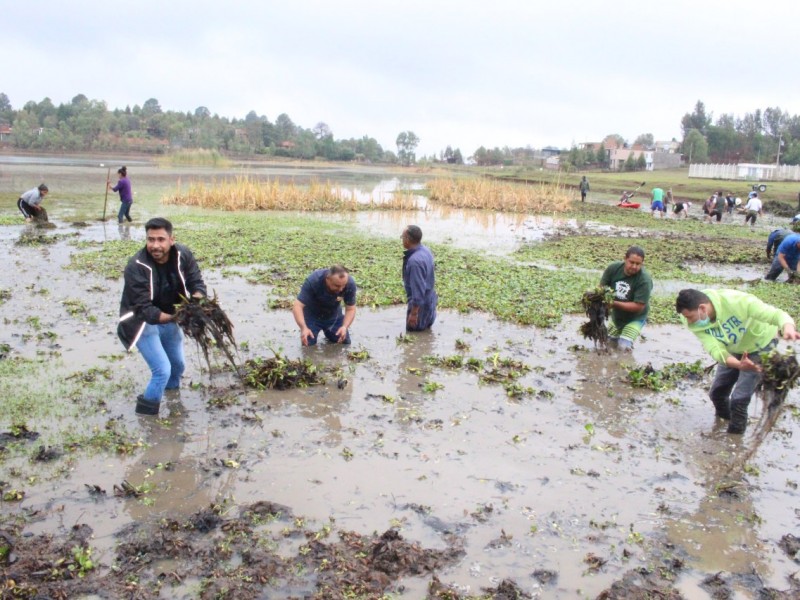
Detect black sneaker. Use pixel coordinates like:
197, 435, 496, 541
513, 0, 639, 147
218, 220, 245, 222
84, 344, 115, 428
135, 394, 160, 416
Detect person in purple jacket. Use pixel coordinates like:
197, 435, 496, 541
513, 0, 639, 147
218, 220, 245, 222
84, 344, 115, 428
109, 166, 133, 223
401, 225, 438, 331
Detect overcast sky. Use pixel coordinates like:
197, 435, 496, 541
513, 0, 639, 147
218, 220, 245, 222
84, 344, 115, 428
3, 0, 799, 157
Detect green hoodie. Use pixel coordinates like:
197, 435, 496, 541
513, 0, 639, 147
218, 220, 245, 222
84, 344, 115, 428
681, 289, 793, 364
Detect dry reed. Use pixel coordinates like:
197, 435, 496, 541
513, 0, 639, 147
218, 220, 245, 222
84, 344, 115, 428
164, 176, 422, 211
426, 177, 571, 213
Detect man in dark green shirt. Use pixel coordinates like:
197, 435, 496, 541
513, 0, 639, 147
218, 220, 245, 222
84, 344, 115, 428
599, 246, 653, 351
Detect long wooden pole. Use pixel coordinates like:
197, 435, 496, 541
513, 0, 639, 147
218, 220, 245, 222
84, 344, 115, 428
102, 167, 110, 221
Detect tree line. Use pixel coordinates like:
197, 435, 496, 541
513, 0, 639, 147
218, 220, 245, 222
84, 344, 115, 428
679, 100, 800, 165
0, 93, 466, 166
2, 93, 796, 169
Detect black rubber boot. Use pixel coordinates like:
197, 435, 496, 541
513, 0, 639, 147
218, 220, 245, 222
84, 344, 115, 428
727, 400, 748, 434
711, 397, 731, 420
135, 394, 160, 416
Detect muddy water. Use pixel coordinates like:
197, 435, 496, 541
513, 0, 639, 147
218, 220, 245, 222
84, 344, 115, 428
2, 220, 799, 598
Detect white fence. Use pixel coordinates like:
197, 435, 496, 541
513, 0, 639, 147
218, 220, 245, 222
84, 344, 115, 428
689, 163, 800, 181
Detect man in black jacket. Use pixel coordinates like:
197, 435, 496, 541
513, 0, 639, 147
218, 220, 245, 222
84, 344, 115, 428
118, 217, 206, 415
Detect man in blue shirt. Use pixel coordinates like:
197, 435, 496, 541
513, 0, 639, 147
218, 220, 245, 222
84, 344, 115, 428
402, 225, 438, 331
292, 266, 357, 346
766, 228, 793, 260
765, 233, 800, 282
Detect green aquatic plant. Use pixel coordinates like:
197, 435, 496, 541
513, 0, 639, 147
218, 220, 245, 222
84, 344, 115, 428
625, 361, 706, 391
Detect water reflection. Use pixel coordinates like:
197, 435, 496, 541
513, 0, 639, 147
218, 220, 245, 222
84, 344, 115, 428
118, 223, 131, 240
123, 399, 217, 521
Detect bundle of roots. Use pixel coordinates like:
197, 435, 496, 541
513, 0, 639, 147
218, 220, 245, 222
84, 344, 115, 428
760, 349, 800, 410
243, 353, 326, 390
579, 287, 614, 347
174, 294, 238, 375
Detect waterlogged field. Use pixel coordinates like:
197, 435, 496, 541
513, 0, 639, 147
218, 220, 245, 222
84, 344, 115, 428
1, 157, 800, 599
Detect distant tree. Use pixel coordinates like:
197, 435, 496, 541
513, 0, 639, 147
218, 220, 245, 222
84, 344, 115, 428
604, 133, 625, 148
623, 153, 636, 171
682, 128, 709, 163
453, 148, 464, 164
142, 98, 162, 117
681, 100, 711, 137
0, 93, 11, 113
312, 122, 331, 139
636, 153, 647, 170
634, 133, 654, 147
596, 144, 607, 167
194, 106, 211, 119
71, 94, 88, 106
396, 131, 419, 166
275, 113, 296, 142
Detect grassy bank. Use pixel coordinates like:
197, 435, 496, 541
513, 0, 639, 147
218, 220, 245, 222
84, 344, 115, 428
488, 166, 800, 209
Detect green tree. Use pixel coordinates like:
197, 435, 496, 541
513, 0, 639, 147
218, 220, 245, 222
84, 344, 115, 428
634, 133, 654, 147
142, 98, 162, 117
623, 153, 636, 171
396, 131, 419, 166
682, 129, 709, 163
681, 100, 711, 137
596, 144, 607, 167
636, 153, 647, 170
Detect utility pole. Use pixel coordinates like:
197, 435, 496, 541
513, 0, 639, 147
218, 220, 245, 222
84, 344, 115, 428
776, 132, 783, 166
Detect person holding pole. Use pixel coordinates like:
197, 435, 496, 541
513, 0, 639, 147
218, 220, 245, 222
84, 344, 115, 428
109, 166, 133, 223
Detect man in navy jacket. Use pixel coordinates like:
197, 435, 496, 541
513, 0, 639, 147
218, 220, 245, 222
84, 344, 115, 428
402, 225, 438, 331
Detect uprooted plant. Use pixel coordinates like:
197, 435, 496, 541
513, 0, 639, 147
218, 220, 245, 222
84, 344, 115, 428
243, 352, 328, 390
174, 293, 239, 376
579, 286, 615, 348
625, 360, 707, 392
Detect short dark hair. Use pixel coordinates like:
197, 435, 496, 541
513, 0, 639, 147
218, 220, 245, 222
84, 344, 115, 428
118, 166, 127, 176
145, 217, 173, 235
625, 245, 645, 260
38, 184, 48, 192
404, 225, 422, 244
675, 289, 710, 312
327, 265, 349, 277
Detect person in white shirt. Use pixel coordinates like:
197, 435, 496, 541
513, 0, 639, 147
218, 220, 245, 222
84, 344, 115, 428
744, 192, 763, 226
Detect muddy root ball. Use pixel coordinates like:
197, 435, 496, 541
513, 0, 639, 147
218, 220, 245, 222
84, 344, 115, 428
579, 287, 614, 347
174, 294, 238, 374
760, 350, 800, 409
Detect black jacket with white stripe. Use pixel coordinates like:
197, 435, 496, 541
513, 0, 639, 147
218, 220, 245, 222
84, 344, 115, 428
117, 244, 206, 350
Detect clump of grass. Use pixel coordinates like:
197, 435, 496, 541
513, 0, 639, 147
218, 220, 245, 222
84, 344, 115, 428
426, 177, 571, 213
158, 149, 231, 167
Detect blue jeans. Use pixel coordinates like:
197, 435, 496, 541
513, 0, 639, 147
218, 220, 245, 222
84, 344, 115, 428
305, 312, 351, 346
135, 322, 185, 401
118, 202, 132, 223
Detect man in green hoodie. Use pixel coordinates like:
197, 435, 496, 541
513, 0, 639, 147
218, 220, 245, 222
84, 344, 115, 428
675, 289, 800, 434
